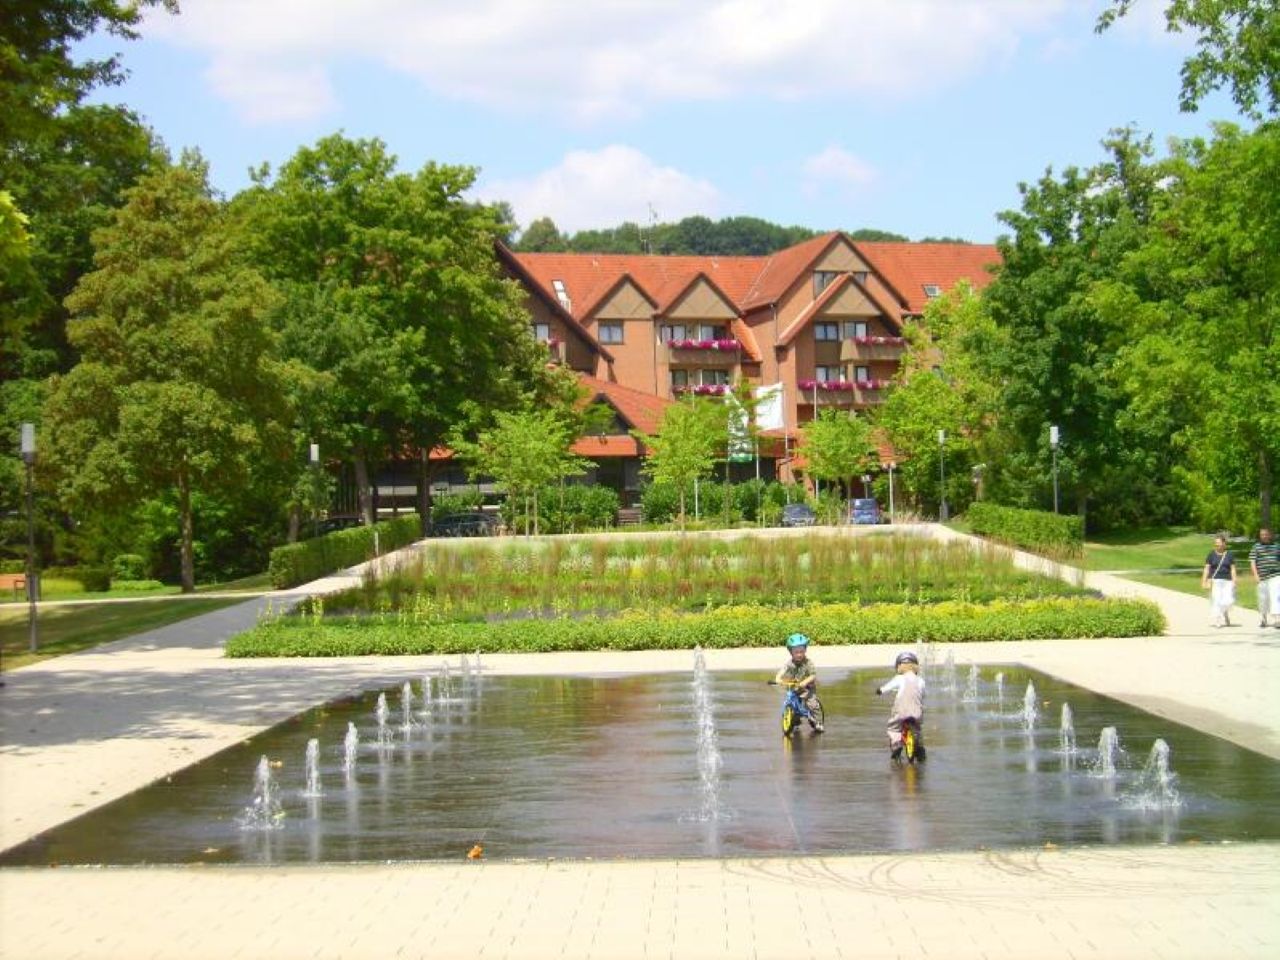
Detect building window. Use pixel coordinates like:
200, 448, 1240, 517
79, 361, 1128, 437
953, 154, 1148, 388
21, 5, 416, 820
598, 322, 624, 344
660, 324, 687, 343
815, 365, 844, 383
533, 322, 551, 341
552, 279, 572, 311
814, 322, 839, 341
670, 369, 689, 388
923, 284, 942, 299
700, 369, 730, 386
843, 320, 868, 340
855, 365, 871, 382
854, 271, 868, 284
697, 324, 728, 340
813, 271, 839, 297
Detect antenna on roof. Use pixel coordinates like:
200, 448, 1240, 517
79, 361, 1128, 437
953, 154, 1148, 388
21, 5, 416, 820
642, 202, 658, 254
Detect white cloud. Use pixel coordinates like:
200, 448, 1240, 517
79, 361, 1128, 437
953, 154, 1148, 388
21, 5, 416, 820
801, 146, 876, 198
476, 146, 722, 233
143, 0, 1078, 124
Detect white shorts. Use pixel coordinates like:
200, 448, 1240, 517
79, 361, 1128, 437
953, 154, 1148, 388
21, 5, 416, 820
1210, 579, 1235, 613
1261, 577, 1280, 616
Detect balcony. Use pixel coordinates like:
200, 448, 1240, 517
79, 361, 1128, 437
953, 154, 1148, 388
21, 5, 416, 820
665, 338, 742, 367
798, 378, 890, 406
839, 335, 906, 363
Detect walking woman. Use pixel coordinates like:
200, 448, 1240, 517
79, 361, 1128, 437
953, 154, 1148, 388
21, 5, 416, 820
1202, 534, 1238, 628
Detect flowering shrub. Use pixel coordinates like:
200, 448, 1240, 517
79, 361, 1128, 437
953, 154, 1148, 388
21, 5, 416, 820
852, 335, 905, 346
668, 338, 741, 351
798, 378, 890, 392
674, 383, 729, 395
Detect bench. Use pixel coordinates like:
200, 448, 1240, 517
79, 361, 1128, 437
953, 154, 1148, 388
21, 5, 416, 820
0, 572, 28, 600
617, 508, 643, 527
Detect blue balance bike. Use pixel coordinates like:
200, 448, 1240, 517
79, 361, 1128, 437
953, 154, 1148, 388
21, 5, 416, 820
770, 680, 824, 737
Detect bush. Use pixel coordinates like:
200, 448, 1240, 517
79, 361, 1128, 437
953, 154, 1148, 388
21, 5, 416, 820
112, 579, 167, 592
227, 596, 1164, 657
639, 482, 680, 524
966, 503, 1084, 556
112, 553, 148, 581
78, 566, 112, 592
267, 514, 422, 589
431, 492, 485, 521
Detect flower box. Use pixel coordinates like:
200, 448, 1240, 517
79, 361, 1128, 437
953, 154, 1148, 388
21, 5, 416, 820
674, 383, 729, 396
852, 335, 905, 346
669, 338, 741, 352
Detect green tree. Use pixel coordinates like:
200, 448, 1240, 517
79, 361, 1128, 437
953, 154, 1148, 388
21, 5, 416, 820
517, 216, 569, 252
41, 157, 290, 592
633, 397, 727, 528
1097, 122, 1280, 528
799, 409, 878, 501
976, 129, 1169, 526
1097, 0, 1280, 119
237, 134, 545, 529
450, 407, 588, 535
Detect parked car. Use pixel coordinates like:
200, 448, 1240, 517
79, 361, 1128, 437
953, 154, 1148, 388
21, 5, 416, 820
430, 511, 499, 537
780, 502, 817, 528
849, 498, 883, 525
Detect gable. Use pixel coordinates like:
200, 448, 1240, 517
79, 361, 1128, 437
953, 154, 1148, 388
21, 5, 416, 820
664, 276, 738, 321
811, 237, 870, 274
592, 279, 655, 320
817, 281, 883, 318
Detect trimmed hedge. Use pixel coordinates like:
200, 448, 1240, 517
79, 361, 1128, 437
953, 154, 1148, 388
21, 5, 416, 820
226, 596, 1164, 657
965, 502, 1084, 555
267, 514, 422, 589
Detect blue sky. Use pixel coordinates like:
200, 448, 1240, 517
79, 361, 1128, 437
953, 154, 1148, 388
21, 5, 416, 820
81, 0, 1244, 243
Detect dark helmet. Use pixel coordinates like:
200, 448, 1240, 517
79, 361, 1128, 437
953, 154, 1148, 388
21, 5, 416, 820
785, 633, 810, 649
894, 651, 919, 668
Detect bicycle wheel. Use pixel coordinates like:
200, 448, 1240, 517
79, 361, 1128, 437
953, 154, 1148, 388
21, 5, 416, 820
808, 699, 825, 730
781, 705, 796, 737
903, 724, 916, 763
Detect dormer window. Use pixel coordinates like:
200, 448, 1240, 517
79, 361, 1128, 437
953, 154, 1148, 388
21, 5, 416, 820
923, 284, 942, 299
552, 279, 572, 312
814, 271, 840, 297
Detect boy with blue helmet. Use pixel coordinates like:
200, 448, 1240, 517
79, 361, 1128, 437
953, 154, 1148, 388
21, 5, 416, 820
774, 633, 823, 732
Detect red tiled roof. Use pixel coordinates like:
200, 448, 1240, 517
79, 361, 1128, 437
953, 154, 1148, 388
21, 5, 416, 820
776, 273, 905, 346
513, 251, 767, 321
855, 242, 999, 315
738, 232, 843, 312
577, 372, 673, 437
571, 435, 643, 457
495, 243, 615, 362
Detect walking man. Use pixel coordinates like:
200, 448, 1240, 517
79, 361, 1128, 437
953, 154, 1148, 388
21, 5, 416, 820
1249, 528, 1280, 628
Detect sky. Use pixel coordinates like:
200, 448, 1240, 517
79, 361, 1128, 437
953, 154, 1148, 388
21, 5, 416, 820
79, 0, 1246, 244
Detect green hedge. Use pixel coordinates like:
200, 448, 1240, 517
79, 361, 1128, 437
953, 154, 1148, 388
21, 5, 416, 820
226, 596, 1163, 657
267, 514, 422, 589
965, 502, 1084, 555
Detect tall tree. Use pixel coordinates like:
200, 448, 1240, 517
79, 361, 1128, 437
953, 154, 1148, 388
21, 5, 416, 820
237, 134, 546, 529
1097, 0, 1280, 119
42, 157, 290, 592
517, 216, 569, 252
1097, 122, 1280, 528
976, 129, 1169, 526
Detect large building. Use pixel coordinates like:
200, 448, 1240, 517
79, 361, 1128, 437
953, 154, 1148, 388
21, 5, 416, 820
494, 233, 998, 499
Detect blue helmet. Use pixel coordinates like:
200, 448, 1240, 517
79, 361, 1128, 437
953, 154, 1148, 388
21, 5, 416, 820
785, 633, 810, 649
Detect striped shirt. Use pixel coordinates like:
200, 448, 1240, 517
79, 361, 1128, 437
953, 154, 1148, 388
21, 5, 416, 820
1250, 541, 1280, 581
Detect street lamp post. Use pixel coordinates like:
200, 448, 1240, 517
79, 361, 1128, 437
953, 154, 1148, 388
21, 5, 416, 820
1049, 425, 1060, 514
309, 442, 320, 538
937, 429, 948, 521
20, 422, 37, 654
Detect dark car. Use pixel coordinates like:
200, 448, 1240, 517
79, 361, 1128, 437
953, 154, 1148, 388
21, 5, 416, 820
850, 498, 883, 525
430, 511, 498, 537
780, 502, 817, 528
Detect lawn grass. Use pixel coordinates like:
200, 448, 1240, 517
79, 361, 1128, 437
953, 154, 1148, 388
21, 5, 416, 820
0, 597, 244, 671
1126, 570, 1259, 611
0, 571, 272, 605
1082, 526, 1214, 571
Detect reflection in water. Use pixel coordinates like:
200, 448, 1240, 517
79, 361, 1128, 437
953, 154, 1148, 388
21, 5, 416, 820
4, 667, 1280, 866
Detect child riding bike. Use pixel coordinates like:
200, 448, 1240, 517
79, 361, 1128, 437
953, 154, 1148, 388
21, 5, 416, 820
876, 650, 926, 761
774, 633, 824, 733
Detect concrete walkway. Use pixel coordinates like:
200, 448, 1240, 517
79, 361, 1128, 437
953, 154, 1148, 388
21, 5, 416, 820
1, 527, 1278, 959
